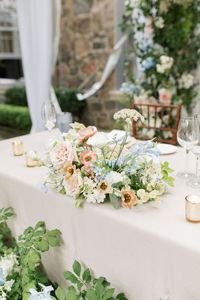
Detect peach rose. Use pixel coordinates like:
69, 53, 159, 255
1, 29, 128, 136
79, 126, 97, 144
158, 88, 172, 105
121, 190, 138, 208
80, 150, 96, 167
63, 171, 82, 196
50, 141, 74, 169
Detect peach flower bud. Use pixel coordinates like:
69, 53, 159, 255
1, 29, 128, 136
79, 126, 97, 144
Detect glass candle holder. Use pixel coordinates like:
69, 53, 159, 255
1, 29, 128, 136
12, 141, 24, 156
185, 194, 200, 223
25, 151, 40, 167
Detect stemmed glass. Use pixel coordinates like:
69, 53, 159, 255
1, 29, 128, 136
188, 115, 200, 188
41, 101, 56, 132
177, 116, 198, 178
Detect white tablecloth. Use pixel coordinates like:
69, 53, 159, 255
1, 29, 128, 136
0, 130, 200, 300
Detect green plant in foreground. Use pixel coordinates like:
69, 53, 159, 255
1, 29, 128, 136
16, 222, 62, 300
0, 207, 16, 254
55, 260, 128, 300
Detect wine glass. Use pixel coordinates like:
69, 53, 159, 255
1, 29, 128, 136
177, 116, 198, 178
188, 115, 200, 188
41, 101, 56, 132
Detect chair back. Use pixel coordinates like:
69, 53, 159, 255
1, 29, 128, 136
132, 103, 182, 145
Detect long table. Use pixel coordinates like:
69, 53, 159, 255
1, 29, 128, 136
0, 130, 200, 300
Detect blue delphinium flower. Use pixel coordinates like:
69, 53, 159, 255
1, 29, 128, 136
37, 182, 48, 193
129, 142, 160, 158
0, 268, 5, 286
120, 82, 136, 96
141, 57, 155, 70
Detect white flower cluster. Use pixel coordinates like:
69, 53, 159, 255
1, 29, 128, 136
155, 17, 164, 28
0, 253, 18, 300
156, 55, 174, 74
178, 73, 194, 89
113, 109, 144, 124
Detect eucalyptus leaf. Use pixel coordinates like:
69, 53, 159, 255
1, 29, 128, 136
63, 271, 79, 284
82, 268, 91, 283
55, 287, 66, 300
73, 260, 81, 276
109, 194, 121, 209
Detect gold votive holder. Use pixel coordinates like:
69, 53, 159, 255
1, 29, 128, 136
12, 140, 24, 156
185, 194, 200, 223
25, 151, 41, 167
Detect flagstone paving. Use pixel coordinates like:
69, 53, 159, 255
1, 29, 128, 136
0, 126, 27, 141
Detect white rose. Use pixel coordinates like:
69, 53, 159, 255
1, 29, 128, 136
87, 132, 110, 147
105, 171, 123, 185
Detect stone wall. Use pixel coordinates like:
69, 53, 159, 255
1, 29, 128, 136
55, 0, 120, 129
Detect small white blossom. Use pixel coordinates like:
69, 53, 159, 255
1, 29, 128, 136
178, 73, 194, 89
86, 190, 105, 204
155, 17, 164, 28
113, 109, 144, 124
156, 55, 173, 73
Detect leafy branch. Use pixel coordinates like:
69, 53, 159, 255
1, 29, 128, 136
55, 260, 128, 300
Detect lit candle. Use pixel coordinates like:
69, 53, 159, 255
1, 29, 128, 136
12, 141, 24, 156
185, 194, 200, 223
25, 151, 41, 167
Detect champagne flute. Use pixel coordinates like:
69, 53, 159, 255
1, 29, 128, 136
177, 116, 198, 178
41, 101, 56, 132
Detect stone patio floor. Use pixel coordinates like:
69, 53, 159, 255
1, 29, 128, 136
0, 126, 28, 141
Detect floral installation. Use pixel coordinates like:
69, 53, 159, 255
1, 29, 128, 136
43, 109, 174, 209
121, 0, 200, 111
0, 207, 128, 300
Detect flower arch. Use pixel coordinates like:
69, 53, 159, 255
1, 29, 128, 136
121, 0, 200, 111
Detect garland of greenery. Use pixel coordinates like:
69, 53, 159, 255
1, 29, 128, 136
0, 207, 128, 300
121, 0, 200, 111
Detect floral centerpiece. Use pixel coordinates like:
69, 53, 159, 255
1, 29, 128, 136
44, 109, 174, 209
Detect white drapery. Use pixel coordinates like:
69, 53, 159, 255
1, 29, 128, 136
16, 0, 61, 132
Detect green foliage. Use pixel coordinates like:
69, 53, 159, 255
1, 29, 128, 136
0, 208, 62, 300
0, 207, 14, 225
109, 194, 121, 209
55, 88, 86, 117
0, 207, 16, 254
55, 260, 128, 300
5, 86, 27, 106
16, 221, 61, 299
161, 161, 174, 187
0, 208, 128, 300
0, 104, 31, 131
4, 86, 86, 117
